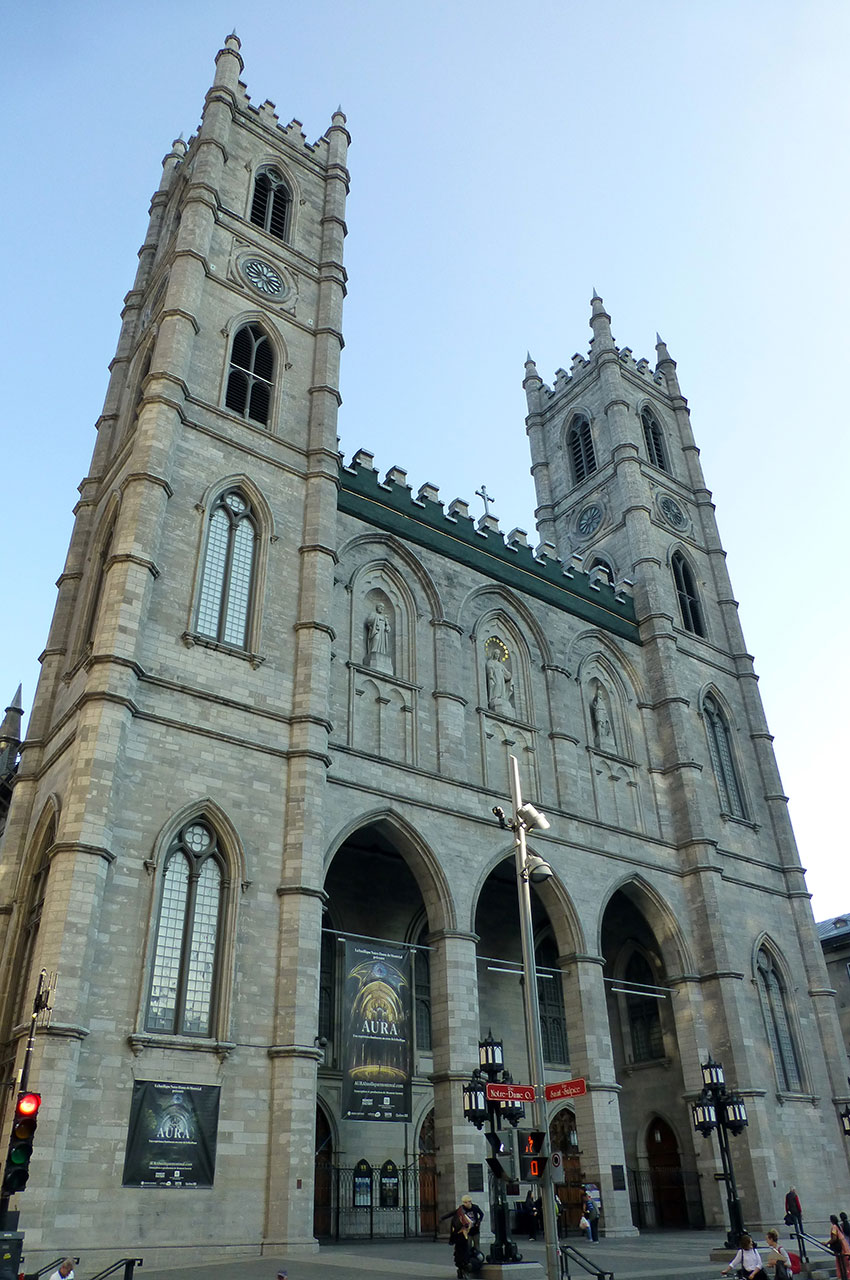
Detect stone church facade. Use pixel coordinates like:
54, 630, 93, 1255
1, 36, 847, 1267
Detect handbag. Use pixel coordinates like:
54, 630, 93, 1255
784, 1212, 795, 1226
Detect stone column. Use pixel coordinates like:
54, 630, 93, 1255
563, 953, 636, 1237
432, 621, 467, 776
429, 929, 482, 1223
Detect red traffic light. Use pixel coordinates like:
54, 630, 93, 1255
17, 1093, 41, 1118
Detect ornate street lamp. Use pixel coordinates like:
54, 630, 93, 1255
461, 1038, 523, 1265
691, 1056, 748, 1249
462, 1072, 488, 1129
479, 1032, 505, 1075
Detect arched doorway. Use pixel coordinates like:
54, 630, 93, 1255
314, 1104, 334, 1238
418, 1108, 437, 1234
549, 1108, 582, 1232
646, 1116, 688, 1228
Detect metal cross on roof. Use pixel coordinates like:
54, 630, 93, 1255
476, 484, 494, 517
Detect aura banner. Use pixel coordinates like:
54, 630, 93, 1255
122, 1080, 220, 1188
341, 940, 412, 1121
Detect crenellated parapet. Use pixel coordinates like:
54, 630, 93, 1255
533, 340, 667, 403
339, 451, 638, 642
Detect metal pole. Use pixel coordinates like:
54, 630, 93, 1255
509, 755, 560, 1280
713, 1110, 744, 1249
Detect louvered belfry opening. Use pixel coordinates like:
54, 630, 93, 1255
568, 415, 597, 483
225, 323, 274, 425
250, 168, 292, 240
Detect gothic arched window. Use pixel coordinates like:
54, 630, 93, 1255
624, 952, 664, 1063
129, 347, 152, 435
196, 489, 257, 649
225, 323, 274, 427
703, 694, 747, 819
537, 936, 568, 1065
12, 829, 53, 1026
250, 167, 292, 241
756, 948, 802, 1091
641, 407, 668, 471
81, 519, 116, 654
146, 820, 225, 1037
671, 551, 705, 636
568, 415, 597, 484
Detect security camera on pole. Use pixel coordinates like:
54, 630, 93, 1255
493, 756, 560, 1280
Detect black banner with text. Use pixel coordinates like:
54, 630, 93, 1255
341, 940, 412, 1122
122, 1080, 220, 1188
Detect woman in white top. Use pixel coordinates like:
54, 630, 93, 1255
722, 1233, 769, 1280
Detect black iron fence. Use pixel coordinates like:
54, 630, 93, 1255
314, 1161, 438, 1240
627, 1165, 704, 1230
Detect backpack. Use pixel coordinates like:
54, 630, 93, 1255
787, 1252, 801, 1275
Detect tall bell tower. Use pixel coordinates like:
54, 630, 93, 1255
0, 35, 349, 1254
523, 295, 849, 1212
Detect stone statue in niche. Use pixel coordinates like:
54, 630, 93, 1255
365, 601, 393, 673
590, 686, 615, 749
485, 637, 515, 717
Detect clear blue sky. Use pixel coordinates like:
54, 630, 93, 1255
2, 1, 848, 919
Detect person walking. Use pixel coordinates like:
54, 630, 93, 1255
828, 1215, 850, 1280
785, 1187, 806, 1261
785, 1187, 803, 1235
581, 1187, 600, 1242
441, 1194, 484, 1278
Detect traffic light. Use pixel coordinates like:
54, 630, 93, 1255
2, 1092, 42, 1196
518, 1128, 548, 1181
484, 1131, 515, 1181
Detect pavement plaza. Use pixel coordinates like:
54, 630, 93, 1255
130, 1231, 786, 1280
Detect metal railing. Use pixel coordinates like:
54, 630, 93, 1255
24, 1257, 80, 1280
25, 1259, 141, 1280
796, 1230, 847, 1279
559, 1242, 614, 1280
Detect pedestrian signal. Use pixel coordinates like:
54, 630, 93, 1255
517, 1128, 548, 1181
2, 1091, 42, 1195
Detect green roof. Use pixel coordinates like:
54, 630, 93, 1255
338, 461, 640, 645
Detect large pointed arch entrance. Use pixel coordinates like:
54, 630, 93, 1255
312, 818, 447, 1239
600, 883, 704, 1229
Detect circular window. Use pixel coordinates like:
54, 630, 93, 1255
241, 258, 285, 297
659, 495, 686, 529
183, 823, 212, 854
577, 503, 603, 537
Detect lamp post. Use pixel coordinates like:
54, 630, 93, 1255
492, 755, 560, 1280
462, 1033, 524, 1264
691, 1056, 748, 1249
